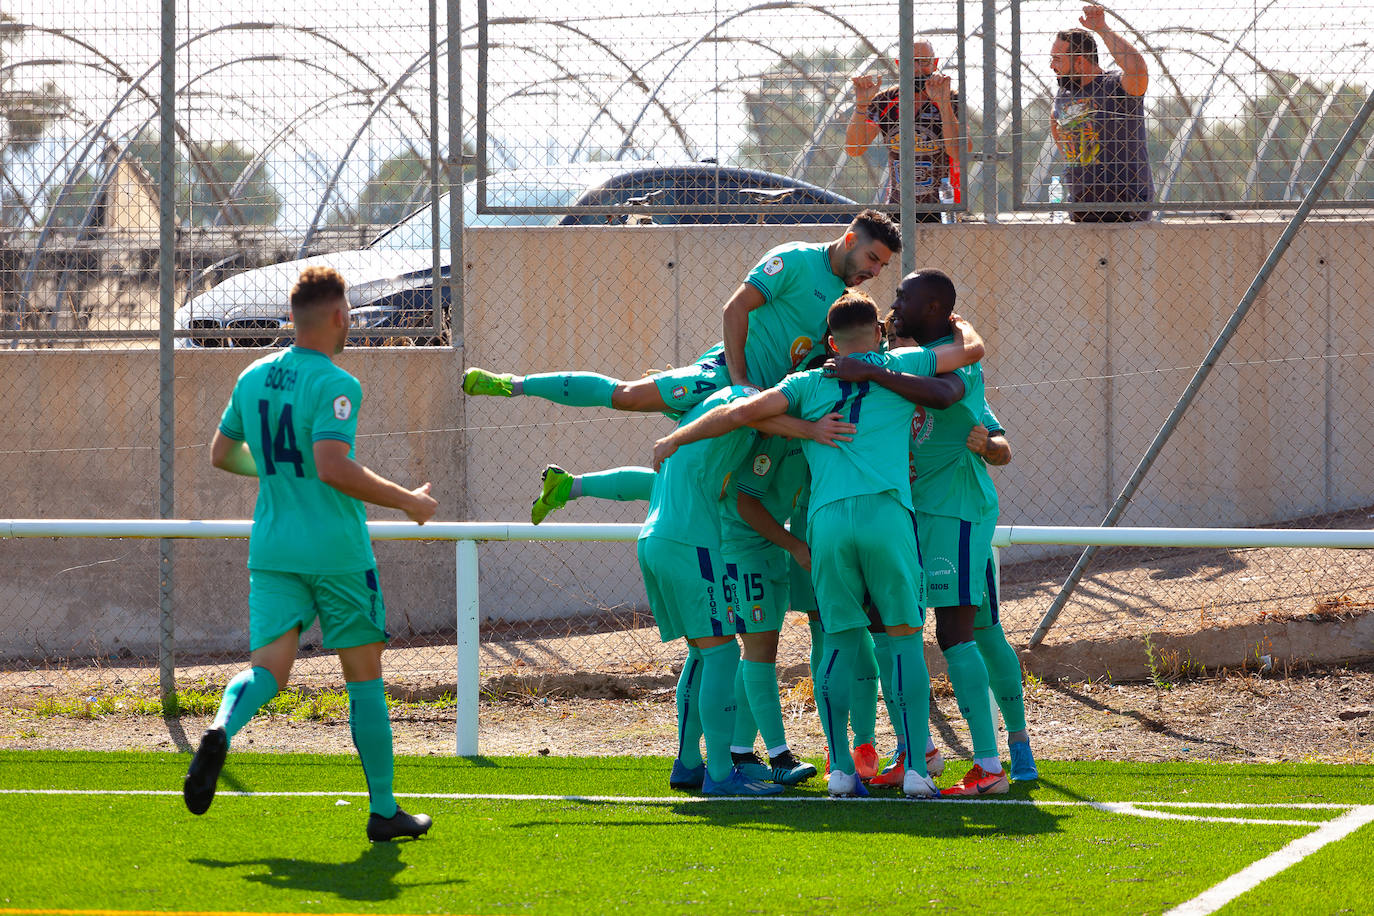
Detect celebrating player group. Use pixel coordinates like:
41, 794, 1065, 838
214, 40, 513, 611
465, 208, 1039, 798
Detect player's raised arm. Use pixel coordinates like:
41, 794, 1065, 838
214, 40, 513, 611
825, 355, 965, 409
931, 313, 984, 372
653, 389, 789, 470
314, 440, 438, 524
749, 411, 854, 446
722, 282, 768, 388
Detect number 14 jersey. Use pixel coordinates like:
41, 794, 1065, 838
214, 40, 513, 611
218, 345, 375, 574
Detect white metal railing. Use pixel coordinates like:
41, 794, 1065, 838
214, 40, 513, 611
5, 519, 1374, 755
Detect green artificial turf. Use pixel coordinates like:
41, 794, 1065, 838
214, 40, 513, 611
0, 752, 1370, 915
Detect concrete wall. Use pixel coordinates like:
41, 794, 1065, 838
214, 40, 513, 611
4, 219, 1373, 655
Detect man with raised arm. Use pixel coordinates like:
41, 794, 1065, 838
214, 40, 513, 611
1049, 3, 1153, 222
462, 209, 901, 414
185, 266, 438, 842
652, 290, 983, 798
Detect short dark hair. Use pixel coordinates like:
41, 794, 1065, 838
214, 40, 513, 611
905, 268, 957, 317
1056, 28, 1099, 66
849, 208, 902, 253
827, 290, 879, 338
290, 266, 346, 312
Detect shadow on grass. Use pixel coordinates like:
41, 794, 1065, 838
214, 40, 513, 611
190, 842, 459, 901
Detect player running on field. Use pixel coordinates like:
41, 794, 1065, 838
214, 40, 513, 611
832, 269, 1037, 794
652, 290, 984, 798
463, 209, 902, 414
185, 266, 438, 841
645, 389, 855, 795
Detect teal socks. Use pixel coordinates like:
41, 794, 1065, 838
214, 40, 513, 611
696, 641, 742, 783
730, 663, 759, 752
869, 631, 901, 742
675, 647, 705, 769
850, 630, 879, 748
518, 372, 616, 407
212, 665, 280, 747
807, 618, 824, 686
578, 466, 655, 502
975, 622, 1028, 734
739, 659, 786, 752
817, 628, 863, 775
346, 678, 397, 818
888, 631, 931, 776
944, 640, 999, 761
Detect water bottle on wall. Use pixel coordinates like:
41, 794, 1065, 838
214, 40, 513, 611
1048, 176, 1067, 223
939, 177, 955, 224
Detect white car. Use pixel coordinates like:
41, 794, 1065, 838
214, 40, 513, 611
174, 163, 858, 347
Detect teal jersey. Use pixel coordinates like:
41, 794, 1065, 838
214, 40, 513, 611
719, 435, 809, 556
908, 335, 1000, 521
640, 386, 758, 549
740, 241, 847, 387
218, 346, 375, 574
777, 347, 938, 522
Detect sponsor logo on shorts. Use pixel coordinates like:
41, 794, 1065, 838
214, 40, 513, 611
671, 385, 687, 400
750, 604, 764, 623
752, 454, 772, 476
333, 395, 353, 420
762, 255, 784, 276
789, 336, 814, 367
726, 605, 737, 625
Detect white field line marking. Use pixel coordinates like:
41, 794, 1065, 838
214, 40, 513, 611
0, 787, 1356, 820
1164, 804, 1374, 916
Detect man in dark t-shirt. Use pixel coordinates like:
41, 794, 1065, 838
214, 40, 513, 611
1050, 4, 1153, 222
845, 39, 962, 217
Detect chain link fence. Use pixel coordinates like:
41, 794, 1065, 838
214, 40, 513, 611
2, 0, 1372, 700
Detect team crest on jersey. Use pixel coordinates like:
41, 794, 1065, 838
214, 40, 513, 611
762, 255, 784, 276
671, 385, 687, 400
911, 406, 933, 446
789, 336, 813, 367
752, 454, 772, 476
333, 395, 352, 420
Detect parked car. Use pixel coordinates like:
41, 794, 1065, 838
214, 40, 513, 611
174, 162, 859, 347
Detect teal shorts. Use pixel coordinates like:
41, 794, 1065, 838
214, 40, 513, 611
809, 493, 926, 633
247, 568, 388, 651
723, 549, 790, 633
638, 536, 727, 642
916, 512, 996, 609
650, 345, 732, 412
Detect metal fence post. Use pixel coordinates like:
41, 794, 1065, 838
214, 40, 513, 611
898, 0, 915, 271
455, 538, 480, 756
981, 0, 998, 223
157, 0, 177, 704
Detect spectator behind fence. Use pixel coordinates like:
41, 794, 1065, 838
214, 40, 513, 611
1049, 4, 1154, 222
844, 40, 961, 218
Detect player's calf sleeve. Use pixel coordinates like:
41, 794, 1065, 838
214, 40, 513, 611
943, 641, 999, 761
849, 629, 879, 748
696, 641, 742, 783
346, 678, 397, 818
807, 618, 824, 685
974, 623, 1028, 734
887, 632, 931, 776
740, 659, 786, 753
675, 647, 705, 768
212, 666, 279, 746
577, 467, 655, 502
518, 372, 617, 408
869, 631, 901, 746
730, 663, 759, 751
817, 628, 862, 774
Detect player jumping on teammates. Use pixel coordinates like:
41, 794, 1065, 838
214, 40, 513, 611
653, 290, 984, 798
833, 269, 1037, 793
185, 266, 439, 842
462, 209, 902, 414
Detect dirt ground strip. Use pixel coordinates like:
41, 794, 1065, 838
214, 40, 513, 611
1, 662, 1370, 765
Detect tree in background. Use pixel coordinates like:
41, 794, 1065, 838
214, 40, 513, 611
1, 13, 67, 232
328, 141, 476, 228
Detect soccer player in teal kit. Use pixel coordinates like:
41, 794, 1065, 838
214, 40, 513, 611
184, 266, 439, 841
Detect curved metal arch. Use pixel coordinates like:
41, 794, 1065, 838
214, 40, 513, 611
613, 1, 885, 160
480, 16, 701, 163
1282, 45, 1374, 200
